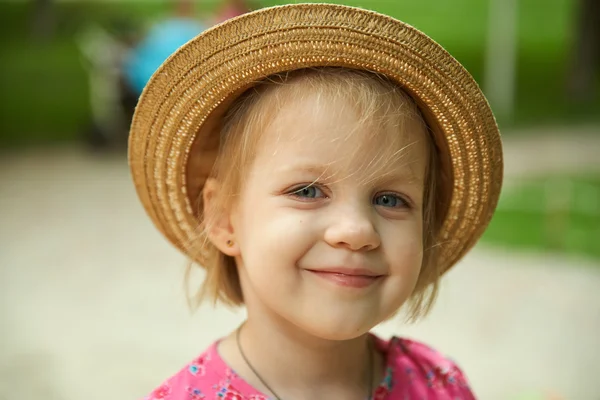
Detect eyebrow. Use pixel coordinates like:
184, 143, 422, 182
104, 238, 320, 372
274, 162, 335, 182
367, 168, 423, 188
277, 163, 330, 174
275, 161, 423, 186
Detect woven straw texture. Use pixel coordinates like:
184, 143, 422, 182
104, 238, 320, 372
129, 3, 503, 273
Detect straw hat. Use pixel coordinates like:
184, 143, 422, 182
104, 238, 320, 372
129, 3, 503, 273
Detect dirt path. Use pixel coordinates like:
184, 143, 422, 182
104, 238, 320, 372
502, 126, 600, 178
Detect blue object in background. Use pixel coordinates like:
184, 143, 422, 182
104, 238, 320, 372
124, 18, 205, 96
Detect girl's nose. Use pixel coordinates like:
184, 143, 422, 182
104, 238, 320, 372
323, 205, 381, 252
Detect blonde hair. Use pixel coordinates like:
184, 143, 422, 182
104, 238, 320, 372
186, 67, 443, 321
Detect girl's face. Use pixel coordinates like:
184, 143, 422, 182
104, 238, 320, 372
228, 90, 429, 340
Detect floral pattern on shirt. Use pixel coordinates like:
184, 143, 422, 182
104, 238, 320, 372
143, 335, 475, 400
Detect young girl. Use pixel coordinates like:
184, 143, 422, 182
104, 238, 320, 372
129, 4, 503, 399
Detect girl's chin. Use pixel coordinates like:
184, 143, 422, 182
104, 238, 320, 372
294, 316, 379, 341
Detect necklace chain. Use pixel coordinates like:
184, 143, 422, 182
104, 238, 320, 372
235, 326, 374, 400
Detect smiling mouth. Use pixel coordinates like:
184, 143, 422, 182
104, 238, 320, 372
305, 269, 383, 288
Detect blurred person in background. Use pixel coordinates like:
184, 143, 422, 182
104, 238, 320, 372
123, 0, 206, 98
79, 0, 206, 150
214, 0, 254, 24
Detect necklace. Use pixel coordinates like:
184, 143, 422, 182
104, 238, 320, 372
235, 326, 375, 400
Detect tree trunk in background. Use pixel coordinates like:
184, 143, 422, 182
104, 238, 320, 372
566, 0, 600, 103
31, 0, 55, 41
484, 0, 518, 122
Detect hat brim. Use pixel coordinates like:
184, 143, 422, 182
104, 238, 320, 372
129, 3, 503, 273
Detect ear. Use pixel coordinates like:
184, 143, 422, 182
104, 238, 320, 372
203, 178, 240, 257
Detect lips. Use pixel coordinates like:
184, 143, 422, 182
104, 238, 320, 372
305, 267, 383, 288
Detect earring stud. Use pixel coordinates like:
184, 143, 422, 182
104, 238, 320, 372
226, 239, 234, 247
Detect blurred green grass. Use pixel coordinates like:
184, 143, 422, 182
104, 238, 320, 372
0, 0, 598, 147
482, 175, 600, 260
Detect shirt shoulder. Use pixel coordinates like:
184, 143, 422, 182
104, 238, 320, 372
142, 342, 269, 400
383, 337, 477, 399
142, 345, 218, 400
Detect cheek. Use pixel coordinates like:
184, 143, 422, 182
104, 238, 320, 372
384, 222, 424, 277
234, 198, 316, 267
233, 204, 315, 311
379, 233, 423, 318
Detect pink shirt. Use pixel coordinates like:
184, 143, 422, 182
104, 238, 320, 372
144, 335, 476, 399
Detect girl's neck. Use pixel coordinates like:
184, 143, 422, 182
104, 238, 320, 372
218, 311, 382, 400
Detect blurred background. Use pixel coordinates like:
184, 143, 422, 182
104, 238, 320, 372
0, 0, 598, 399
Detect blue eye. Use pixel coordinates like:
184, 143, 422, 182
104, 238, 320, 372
292, 185, 323, 199
374, 193, 407, 208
